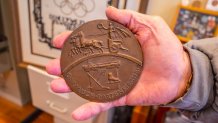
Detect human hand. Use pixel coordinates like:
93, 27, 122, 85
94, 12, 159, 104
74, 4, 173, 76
46, 6, 191, 120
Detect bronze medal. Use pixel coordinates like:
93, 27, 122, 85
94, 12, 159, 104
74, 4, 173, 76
61, 20, 143, 102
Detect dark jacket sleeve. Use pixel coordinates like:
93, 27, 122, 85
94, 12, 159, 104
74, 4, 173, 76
165, 37, 218, 122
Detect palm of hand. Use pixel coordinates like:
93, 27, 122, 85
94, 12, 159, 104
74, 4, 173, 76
46, 7, 189, 120
112, 9, 187, 106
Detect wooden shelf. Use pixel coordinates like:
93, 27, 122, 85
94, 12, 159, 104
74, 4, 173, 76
177, 36, 190, 43
18, 62, 45, 70
171, 5, 218, 43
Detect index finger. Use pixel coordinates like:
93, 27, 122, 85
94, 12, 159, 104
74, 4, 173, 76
52, 31, 72, 48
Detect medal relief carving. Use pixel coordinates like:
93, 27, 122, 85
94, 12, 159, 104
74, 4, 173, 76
61, 20, 143, 102
83, 61, 121, 91
68, 31, 104, 55
97, 22, 130, 53
68, 22, 130, 56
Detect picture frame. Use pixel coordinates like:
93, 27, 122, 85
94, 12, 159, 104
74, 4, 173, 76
181, 0, 207, 8
206, 0, 218, 11
189, 0, 207, 8
172, 5, 218, 42
17, 0, 110, 67
117, 0, 149, 13
181, 0, 191, 6
17, 0, 149, 67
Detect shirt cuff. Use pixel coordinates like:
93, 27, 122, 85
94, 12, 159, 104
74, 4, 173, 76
164, 46, 214, 111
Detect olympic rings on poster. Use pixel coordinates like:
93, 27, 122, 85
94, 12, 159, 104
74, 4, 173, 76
53, 0, 95, 17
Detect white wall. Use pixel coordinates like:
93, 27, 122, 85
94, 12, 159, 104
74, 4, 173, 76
147, 0, 181, 26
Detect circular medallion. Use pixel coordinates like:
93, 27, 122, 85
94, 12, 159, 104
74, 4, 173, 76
61, 20, 143, 102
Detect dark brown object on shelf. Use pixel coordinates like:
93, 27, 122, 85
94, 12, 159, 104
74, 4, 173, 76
131, 106, 151, 123
61, 19, 143, 102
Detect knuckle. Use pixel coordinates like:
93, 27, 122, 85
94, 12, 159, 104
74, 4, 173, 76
152, 16, 164, 22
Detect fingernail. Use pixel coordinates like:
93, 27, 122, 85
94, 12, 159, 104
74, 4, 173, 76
108, 6, 116, 9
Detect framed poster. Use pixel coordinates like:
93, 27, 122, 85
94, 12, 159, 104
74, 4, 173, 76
18, 0, 110, 66
172, 5, 218, 42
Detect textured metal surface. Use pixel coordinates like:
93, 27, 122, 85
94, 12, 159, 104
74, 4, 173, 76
61, 20, 143, 102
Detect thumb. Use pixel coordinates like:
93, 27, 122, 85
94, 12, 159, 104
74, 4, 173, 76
105, 6, 152, 32
105, 6, 133, 27
105, 7, 154, 45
